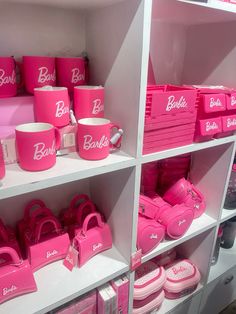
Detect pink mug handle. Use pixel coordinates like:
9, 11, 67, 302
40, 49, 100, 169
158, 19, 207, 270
81, 212, 104, 235
0, 219, 8, 242
24, 199, 47, 220
54, 127, 61, 151
34, 216, 61, 243
0, 247, 21, 265
75, 200, 96, 225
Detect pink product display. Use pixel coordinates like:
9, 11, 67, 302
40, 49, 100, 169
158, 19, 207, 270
97, 283, 117, 314
111, 275, 129, 314
164, 259, 201, 299
143, 85, 198, 155
0, 247, 37, 304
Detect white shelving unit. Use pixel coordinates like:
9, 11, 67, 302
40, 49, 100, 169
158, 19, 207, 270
0, 0, 236, 313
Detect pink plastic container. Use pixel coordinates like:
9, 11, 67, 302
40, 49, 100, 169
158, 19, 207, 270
137, 215, 165, 255
164, 259, 201, 299
133, 289, 165, 314
134, 261, 166, 300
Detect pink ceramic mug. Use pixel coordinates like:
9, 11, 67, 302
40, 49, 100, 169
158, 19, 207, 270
0, 57, 19, 98
15, 122, 61, 171
34, 86, 70, 127
77, 118, 122, 160
74, 86, 104, 119
56, 57, 86, 94
23, 56, 56, 94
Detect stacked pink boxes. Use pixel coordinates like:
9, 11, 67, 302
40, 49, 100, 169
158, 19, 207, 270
143, 85, 198, 154
193, 86, 236, 142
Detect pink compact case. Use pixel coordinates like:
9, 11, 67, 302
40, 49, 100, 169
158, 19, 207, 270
164, 259, 201, 299
133, 289, 165, 314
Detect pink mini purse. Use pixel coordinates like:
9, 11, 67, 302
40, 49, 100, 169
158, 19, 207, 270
73, 213, 112, 267
137, 215, 165, 255
26, 216, 70, 271
149, 193, 194, 239
164, 259, 201, 299
163, 178, 206, 218
0, 247, 37, 304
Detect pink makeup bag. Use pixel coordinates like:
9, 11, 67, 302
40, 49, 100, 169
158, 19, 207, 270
137, 215, 165, 255
133, 289, 165, 314
73, 213, 112, 267
0, 247, 37, 304
26, 216, 70, 271
148, 193, 194, 239
133, 261, 166, 300
164, 259, 201, 299
163, 178, 206, 218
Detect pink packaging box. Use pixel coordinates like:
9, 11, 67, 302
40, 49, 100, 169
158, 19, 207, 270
111, 275, 129, 314
74, 290, 97, 313
97, 283, 117, 314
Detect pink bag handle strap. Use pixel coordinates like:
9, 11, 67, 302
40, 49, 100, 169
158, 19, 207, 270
34, 216, 61, 243
0, 247, 22, 266
75, 200, 97, 225
0, 219, 8, 242
24, 199, 47, 220
69, 194, 90, 211
82, 213, 104, 235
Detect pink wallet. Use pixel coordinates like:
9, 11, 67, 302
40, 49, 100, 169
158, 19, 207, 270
164, 259, 201, 299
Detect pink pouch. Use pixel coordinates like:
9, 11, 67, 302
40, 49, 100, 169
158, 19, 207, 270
73, 213, 112, 267
139, 195, 159, 220
164, 259, 201, 299
163, 178, 206, 218
0, 247, 37, 304
137, 215, 165, 255
60, 194, 90, 227
134, 261, 166, 300
147, 193, 194, 239
27, 216, 70, 271
133, 289, 165, 314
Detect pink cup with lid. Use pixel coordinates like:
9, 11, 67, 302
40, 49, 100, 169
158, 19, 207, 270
15, 122, 61, 171
74, 86, 104, 119
34, 86, 70, 127
77, 118, 122, 160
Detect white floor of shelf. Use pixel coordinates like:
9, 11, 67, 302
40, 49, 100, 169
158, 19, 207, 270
141, 135, 236, 164
142, 214, 216, 263
178, 0, 236, 14
208, 240, 236, 283
220, 207, 236, 223
0, 246, 129, 314
0, 151, 136, 199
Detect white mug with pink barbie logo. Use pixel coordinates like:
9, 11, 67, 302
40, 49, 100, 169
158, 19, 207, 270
23, 56, 56, 94
74, 86, 104, 119
15, 123, 61, 171
34, 86, 70, 127
56, 57, 86, 94
77, 118, 123, 160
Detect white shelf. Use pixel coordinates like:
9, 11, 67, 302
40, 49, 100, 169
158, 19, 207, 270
0, 151, 136, 200
179, 0, 236, 14
141, 135, 236, 164
208, 240, 236, 283
142, 214, 216, 263
220, 208, 236, 223
0, 246, 129, 314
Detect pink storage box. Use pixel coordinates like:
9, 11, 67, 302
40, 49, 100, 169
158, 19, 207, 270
143, 138, 193, 155
74, 290, 97, 314
137, 214, 165, 255
133, 289, 165, 314
111, 275, 129, 314
199, 93, 226, 114
97, 283, 117, 314
133, 261, 166, 300
164, 259, 201, 299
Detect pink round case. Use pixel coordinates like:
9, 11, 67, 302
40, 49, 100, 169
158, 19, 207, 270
133, 289, 165, 314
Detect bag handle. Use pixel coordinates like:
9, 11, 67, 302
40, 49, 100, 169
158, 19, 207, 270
75, 200, 97, 225
24, 199, 47, 220
34, 216, 61, 243
81, 213, 104, 236
0, 219, 8, 242
0, 247, 22, 266
70, 194, 90, 211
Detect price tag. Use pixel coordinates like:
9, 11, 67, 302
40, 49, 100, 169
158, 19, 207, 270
131, 249, 142, 271
63, 245, 78, 271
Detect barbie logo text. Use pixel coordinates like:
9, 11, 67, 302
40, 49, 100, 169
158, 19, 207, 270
92, 243, 102, 251
92, 99, 104, 115
0, 69, 16, 86
150, 234, 158, 239
172, 266, 187, 275
38, 67, 56, 84
33, 142, 55, 160
83, 135, 109, 150
227, 118, 236, 128
231, 96, 236, 107
166, 96, 187, 112
206, 121, 219, 132
56, 100, 69, 118
2, 285, 17, 296
210, 98, 222, 108
46, 250, 58, 258
71, 68, 85, 84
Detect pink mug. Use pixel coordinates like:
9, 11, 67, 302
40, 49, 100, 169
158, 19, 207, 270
0, 57, 19, 98
0, 143, 5, 180
77, 118, 123, 160
74, 86, 104, 119
23, 56, 56, 94
15, 122, 61, 171
56, 57, 86, 94
34, 86, 70, 127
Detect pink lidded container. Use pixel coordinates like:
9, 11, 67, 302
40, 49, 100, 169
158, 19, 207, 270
133, 289, 165, 314
164, 259, 201, 299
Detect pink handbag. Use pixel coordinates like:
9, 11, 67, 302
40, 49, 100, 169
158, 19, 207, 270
133, 289, 165, 314
164, 259, 201, 299
139, 195, 159, 220
137, 215, 165, 255
163, 178, 206, 218
60, 194, 90, 227
149, 193, 194, 239
0, 247, 37, 304
133, 261, 166, 300
73, 213, 112, 267
26, 216, 70, 271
